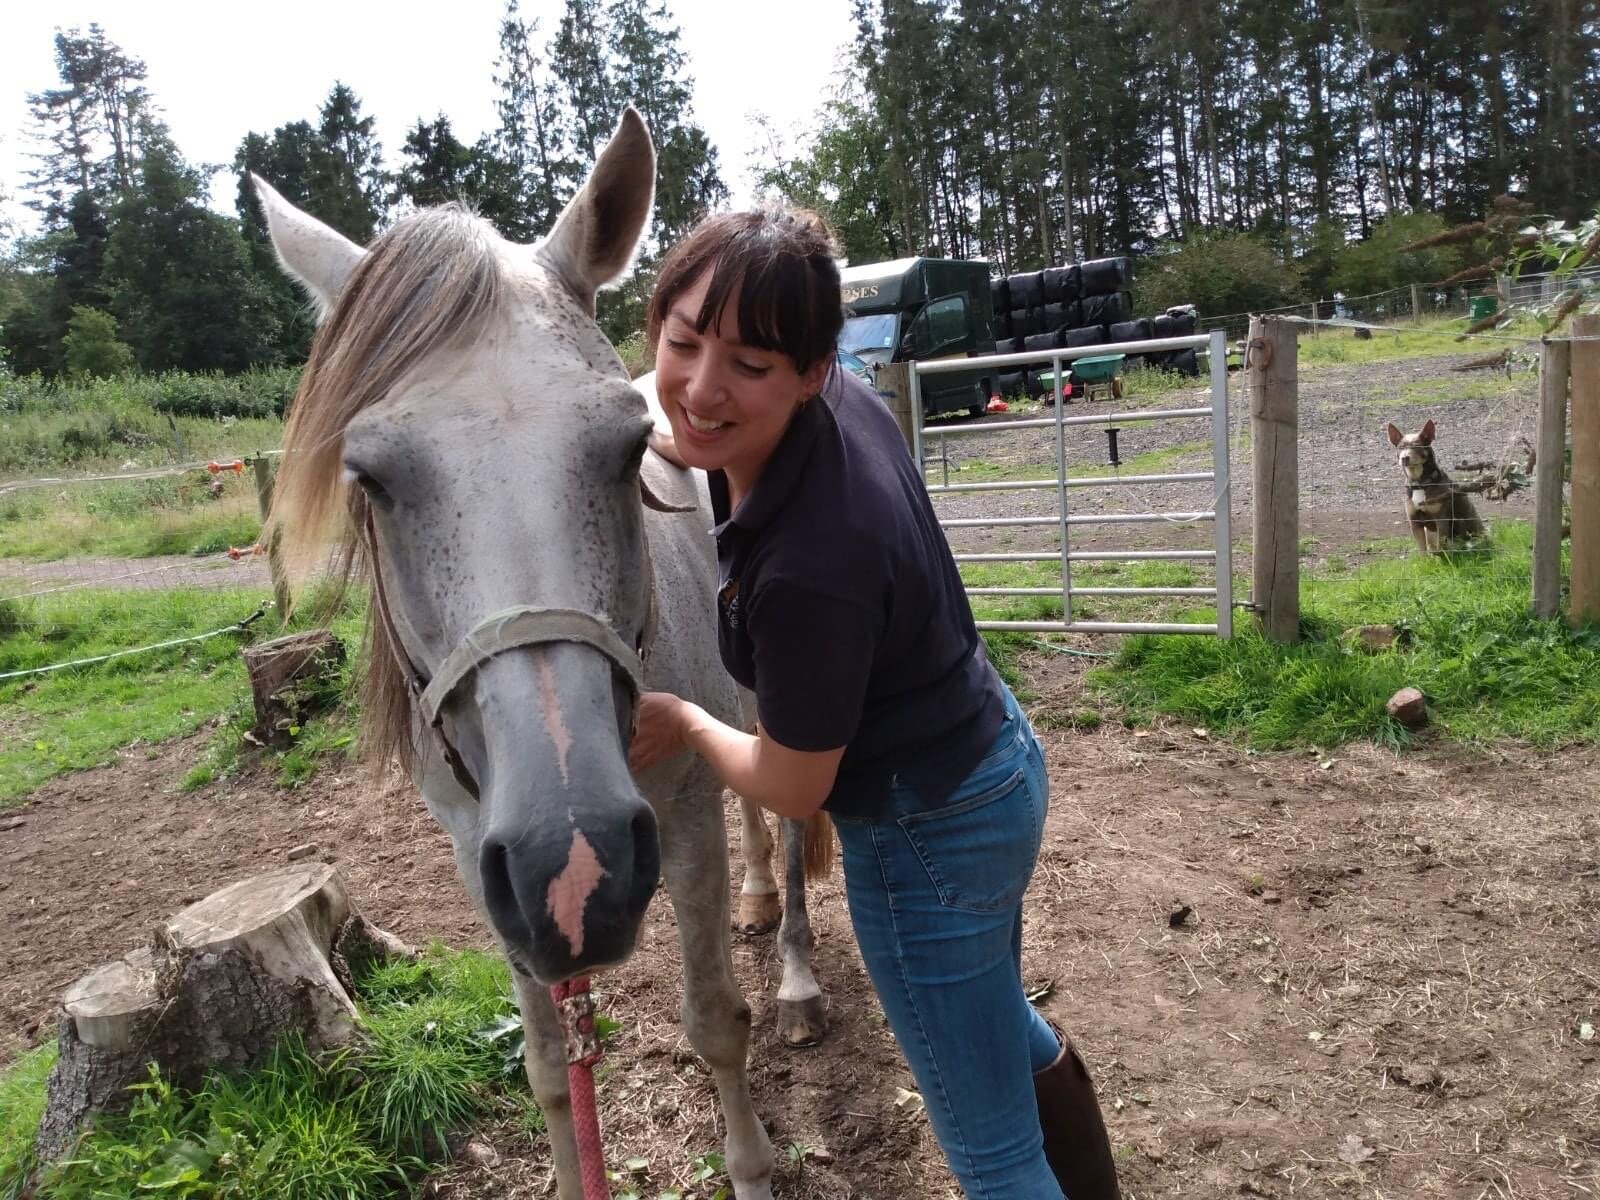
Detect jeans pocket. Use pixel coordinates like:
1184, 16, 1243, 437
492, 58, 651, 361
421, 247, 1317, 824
897, 767, 1044, 913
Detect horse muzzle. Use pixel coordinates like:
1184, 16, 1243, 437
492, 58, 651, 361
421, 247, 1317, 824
479, 790, 660, 982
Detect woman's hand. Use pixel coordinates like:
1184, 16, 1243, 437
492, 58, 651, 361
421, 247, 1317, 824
648, 428, 688, 469
629, 690, 690, 773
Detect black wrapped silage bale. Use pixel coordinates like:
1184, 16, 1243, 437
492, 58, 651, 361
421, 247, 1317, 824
1152, 312, 1197, 338
1063, 325, 1107, 349
1008, 270, 1046, 309
990, 278, 1011, 315
1042, 302, 1072, 332
1042, 265, 1080, 304
1010, 307, 1042, 337
1079, 256, 1132, 295
1107, 318, 1153, 344
1166, 348, 1200, 376
1080, 292, 1131, 327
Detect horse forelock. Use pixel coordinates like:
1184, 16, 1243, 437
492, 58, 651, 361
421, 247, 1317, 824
270, 203, 512, 774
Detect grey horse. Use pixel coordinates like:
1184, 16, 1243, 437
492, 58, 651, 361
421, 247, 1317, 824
255, 108, 825, 1199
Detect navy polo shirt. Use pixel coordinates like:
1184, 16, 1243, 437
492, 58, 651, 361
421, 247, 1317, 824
708, 366, 1004, 820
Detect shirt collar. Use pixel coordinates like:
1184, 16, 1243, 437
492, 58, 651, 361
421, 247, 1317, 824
708, 394, 828, 537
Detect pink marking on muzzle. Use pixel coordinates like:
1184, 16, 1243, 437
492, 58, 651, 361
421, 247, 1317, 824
535, 648, 574, 786
547, 829, 608, 958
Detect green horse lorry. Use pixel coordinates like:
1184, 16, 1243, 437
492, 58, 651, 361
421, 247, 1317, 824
838, 257, 997, 419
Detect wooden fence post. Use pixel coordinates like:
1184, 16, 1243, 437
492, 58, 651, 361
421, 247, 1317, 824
1249, 316, 1299, 642
1571, 314, 1600, 626
251, 454, 293, 624
1533, 338, 1572, 620
1410, 283, 1422, 324
874, 362, 916, 453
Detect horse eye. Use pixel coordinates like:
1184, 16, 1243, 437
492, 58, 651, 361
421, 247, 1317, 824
343, 466, 394, 511
621, 427, 650, 481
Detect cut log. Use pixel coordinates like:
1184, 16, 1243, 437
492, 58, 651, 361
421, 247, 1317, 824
242, 629, 345, 749
34, 863, 411, 1165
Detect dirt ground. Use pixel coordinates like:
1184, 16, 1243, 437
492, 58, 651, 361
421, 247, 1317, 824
4, 693, 1596, 1199
3, 349, 1596, 1197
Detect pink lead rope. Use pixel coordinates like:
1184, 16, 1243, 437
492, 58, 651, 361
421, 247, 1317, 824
550, 976, 610, 1199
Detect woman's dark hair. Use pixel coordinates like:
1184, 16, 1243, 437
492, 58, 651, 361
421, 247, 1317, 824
646, 210, 844, 374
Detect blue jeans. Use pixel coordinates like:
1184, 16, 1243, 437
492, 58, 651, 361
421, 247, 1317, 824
832, 686, 1064, 1199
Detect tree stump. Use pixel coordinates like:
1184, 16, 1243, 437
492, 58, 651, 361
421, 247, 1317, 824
34, 863, 410, 1164
242, 629, 345, 749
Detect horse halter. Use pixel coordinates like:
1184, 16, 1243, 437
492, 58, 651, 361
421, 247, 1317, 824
364, 510, 654, 801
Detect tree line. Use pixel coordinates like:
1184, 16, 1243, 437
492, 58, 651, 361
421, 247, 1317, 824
758, 0, 1598, 310
4, 2, 1596, 381
0, 2, 723, 379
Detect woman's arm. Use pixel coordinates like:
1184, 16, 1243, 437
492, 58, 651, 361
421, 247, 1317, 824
631, 692, 844, 820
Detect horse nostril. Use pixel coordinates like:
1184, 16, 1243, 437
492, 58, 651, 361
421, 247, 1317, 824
628, 803, 661, 905
479, 840, 525, 940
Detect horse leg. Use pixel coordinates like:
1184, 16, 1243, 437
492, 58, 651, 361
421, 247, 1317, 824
509, 971, 587, 1199
660, 788, 776, 1200
776, 816, 828, 1048
735, 792, 782, 934
420, 765, 584, 1198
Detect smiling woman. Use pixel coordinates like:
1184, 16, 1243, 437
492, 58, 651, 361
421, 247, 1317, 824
628, 208, 1123, 1200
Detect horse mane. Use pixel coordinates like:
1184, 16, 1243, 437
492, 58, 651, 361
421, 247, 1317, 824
269, 204, 506, 774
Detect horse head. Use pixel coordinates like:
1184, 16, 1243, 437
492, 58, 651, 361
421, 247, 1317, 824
256, 108, 678, 984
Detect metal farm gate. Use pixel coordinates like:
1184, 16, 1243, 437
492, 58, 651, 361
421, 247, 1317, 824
910, 329, 1234, 637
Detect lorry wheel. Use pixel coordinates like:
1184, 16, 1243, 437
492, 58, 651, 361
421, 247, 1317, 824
967, 402, 986, 419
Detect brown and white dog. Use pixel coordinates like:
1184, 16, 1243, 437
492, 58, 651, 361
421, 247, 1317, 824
1386, 419, 1487, 553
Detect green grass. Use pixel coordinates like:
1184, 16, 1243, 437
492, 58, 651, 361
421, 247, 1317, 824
964, 555, 1209, 624
1092, 522, 1600, 750
935, 441, 1211, 487
0, 587, 268, 805
1388, 374, 1522, 409
0, 470, 266, 562
7, 947, 530, 1200
0, 370, 292, 477
0, 581, 367, 805
1296, 314, 1545, 368
0, 1043, 56, 1200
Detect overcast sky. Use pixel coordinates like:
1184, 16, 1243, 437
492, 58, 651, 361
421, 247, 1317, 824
1, 0, 856, 233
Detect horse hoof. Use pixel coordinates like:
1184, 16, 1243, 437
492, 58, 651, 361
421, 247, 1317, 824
736, 892, 781, 935
778, 996, 828, 1048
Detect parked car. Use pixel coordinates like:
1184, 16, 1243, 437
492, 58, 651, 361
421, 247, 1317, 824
836, 347, 874, 386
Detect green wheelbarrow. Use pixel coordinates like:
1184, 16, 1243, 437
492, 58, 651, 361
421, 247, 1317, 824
1044, 353, 1125, 404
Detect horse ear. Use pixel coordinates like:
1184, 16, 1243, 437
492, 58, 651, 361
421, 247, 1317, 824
537, 107, 655, 313
251, 173, 365, 321
1385, 422, 1403, 446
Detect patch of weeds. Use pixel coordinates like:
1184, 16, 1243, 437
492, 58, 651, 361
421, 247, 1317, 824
1092, 522, 1600, 750
0, 1042, 56, 1199
274, 708, 358, 789
982, 631, 1036, 700
1033, 707, 1103, 732
180, 700, 253, 791
1120, 365, 1201, 399
31, 947, 530, 1200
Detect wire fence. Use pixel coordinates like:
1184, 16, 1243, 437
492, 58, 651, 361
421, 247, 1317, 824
0, 453, 283, 672
1198, 267, 1600, 344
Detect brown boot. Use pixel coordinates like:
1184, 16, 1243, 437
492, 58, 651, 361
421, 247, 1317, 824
1033, 1023, 1121, 1199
